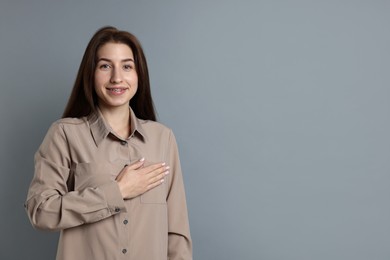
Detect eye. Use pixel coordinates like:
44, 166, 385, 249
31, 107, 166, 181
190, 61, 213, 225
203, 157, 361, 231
123, 64, 133, 71
99, 64, 111, 70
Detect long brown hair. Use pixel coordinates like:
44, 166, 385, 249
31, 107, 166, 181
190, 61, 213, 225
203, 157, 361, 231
62, 26, 156, 121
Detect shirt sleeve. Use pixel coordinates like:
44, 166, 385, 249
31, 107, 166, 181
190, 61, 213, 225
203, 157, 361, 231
166, 130, 193, 260
25, 122, 126, 231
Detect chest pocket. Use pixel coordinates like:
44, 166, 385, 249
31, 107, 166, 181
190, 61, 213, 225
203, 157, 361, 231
72, 161, 121, 190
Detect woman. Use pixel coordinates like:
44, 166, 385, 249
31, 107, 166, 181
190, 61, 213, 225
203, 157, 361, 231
25, 26, 192, 260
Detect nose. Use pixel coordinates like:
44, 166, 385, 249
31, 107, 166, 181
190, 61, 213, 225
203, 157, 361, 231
110, 68, 123, 84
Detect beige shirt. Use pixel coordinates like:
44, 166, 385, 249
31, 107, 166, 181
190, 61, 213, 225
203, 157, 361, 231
25, 108, 192, 260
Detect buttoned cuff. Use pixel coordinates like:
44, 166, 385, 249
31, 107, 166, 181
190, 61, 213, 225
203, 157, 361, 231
99, 181, 127, 215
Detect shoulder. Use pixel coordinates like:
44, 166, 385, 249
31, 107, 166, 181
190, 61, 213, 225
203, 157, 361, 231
50, 117, 88, 129
137, 119, 175, 141
45, 117, 88, 137
139, 119, 171, 133
52, 117, 87, 126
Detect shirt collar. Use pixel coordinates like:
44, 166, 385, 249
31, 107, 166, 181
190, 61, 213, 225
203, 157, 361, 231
88, 107, 147, 147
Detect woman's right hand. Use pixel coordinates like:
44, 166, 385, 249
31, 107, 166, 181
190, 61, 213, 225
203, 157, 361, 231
115, 158, 169, 199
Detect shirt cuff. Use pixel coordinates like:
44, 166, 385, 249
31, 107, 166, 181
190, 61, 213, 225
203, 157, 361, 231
99, 181, 127, 215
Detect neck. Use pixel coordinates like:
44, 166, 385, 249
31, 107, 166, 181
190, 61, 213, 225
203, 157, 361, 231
99, 105, 131, 139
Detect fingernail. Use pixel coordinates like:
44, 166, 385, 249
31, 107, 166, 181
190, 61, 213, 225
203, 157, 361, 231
165, 171, 169, 175
162, 162, 166, 166
139, 157, 145, 162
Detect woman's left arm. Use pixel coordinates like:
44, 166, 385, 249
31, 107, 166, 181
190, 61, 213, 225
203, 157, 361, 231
166, 130, 192, 260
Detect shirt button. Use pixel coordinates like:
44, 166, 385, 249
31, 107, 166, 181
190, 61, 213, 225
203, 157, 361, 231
115, 207, 121, 213
120, 141, 127, 146
122, 249, 127, 254
123, 219, 128, 225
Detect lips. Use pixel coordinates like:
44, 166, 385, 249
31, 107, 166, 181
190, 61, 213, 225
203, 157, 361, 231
106, 87, 127, 95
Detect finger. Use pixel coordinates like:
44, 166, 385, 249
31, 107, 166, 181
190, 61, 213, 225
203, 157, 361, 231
146, 178, 165, 191
148, 169, 169, 184
142, 162, 168, 175
116, 158, 145, 180
146, 165, 169, 180
127, 158, 145, 170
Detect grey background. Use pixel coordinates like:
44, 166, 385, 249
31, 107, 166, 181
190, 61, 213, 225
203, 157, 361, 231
1, 0, 389, 259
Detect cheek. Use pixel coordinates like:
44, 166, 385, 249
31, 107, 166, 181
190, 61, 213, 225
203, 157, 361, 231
132, 72, 139, 86
94, 73, 103, 87
94, 74, 105, 97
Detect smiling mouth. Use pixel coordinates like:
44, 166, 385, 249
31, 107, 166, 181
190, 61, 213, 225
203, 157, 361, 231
106, 87, 127, 93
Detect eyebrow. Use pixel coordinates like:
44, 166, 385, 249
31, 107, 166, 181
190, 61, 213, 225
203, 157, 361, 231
97, 58, 135, 63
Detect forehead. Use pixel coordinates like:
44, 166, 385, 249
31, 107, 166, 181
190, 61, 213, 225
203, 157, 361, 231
97, 42, 134, 58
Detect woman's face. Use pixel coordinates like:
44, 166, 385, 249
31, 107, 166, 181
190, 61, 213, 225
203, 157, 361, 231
94, 42, 138, 111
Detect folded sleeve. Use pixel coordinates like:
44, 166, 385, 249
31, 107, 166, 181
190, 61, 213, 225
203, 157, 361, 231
166, 130, 193, 260
25, 122, 126, 231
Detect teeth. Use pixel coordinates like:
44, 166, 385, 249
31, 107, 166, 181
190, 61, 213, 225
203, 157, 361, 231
110, 88, 122, 92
